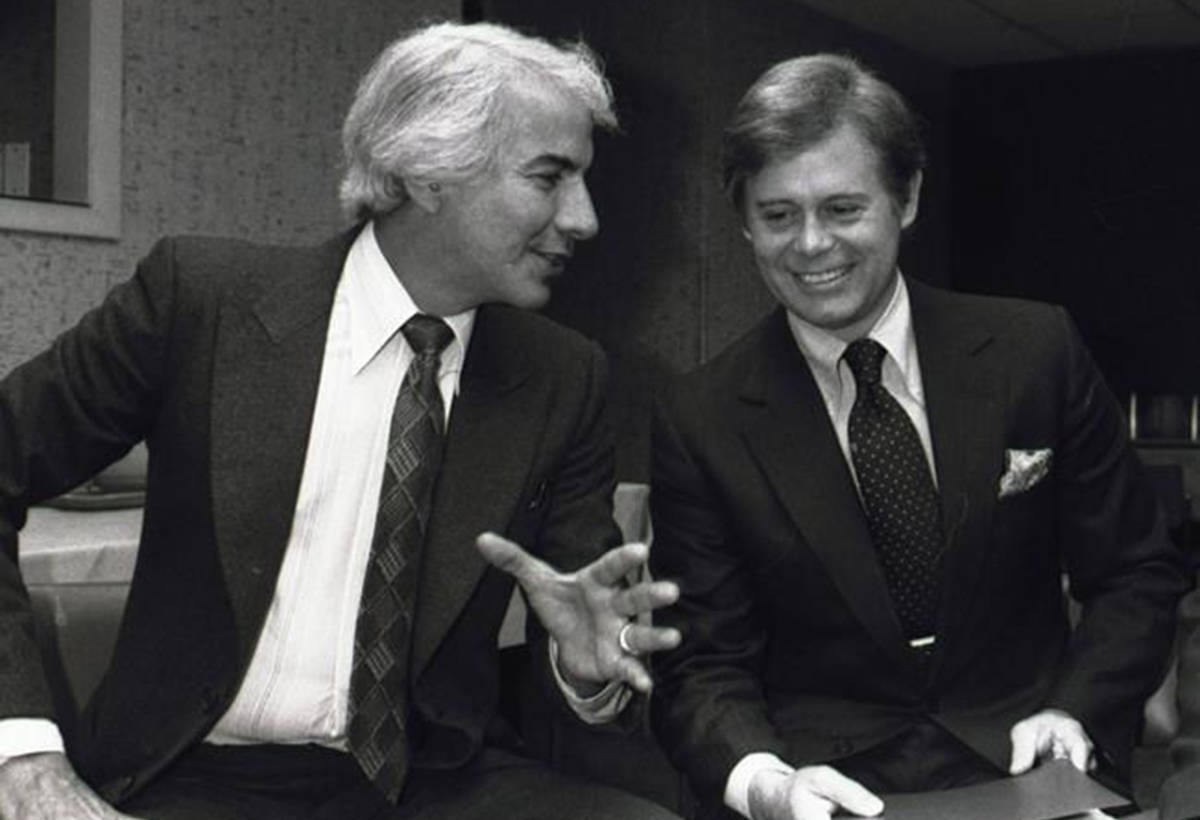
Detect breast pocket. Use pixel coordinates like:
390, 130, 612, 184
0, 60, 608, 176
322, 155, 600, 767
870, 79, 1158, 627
507, 478, 552, 549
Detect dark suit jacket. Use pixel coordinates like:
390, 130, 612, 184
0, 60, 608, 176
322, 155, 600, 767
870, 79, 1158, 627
649, 279, 1187, 803
0, 232, 621, 803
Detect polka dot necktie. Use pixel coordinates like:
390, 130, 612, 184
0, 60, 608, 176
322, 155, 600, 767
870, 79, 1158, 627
844, 337, 943, 654
348, 314, 453, 802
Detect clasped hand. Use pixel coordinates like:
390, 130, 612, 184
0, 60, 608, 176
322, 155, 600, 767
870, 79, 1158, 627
476, 532, 681, 693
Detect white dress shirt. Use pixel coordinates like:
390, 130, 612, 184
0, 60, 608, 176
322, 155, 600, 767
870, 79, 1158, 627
0, 221, 619, 762
207, 221, 474, 745
786, 273, 936, 487
724, 273, 936, 818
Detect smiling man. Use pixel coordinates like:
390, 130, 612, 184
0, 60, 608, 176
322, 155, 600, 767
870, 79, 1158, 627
0, 22, 684, 820
648, 53, 1186, 820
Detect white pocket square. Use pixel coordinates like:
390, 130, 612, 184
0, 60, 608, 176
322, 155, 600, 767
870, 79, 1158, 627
998, 448, 1052, 498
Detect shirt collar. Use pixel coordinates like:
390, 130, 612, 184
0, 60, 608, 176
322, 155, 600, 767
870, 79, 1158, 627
343, 221, 476, 377
786, 272, 922, 400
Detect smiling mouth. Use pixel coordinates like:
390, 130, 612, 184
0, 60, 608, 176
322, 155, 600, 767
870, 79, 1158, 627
794, 264, 851, 286
534, 250, 571, 270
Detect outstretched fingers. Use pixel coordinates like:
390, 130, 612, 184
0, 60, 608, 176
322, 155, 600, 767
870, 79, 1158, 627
613, 621, 681, 656
613, 579, 680, 617
475, 532, 555, 587
612, 650, 655, 694
582, 541, 651, 587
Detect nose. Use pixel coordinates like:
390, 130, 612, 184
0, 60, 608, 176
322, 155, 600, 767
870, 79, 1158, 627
556, 177, 599, 241
793, 214, 834, 256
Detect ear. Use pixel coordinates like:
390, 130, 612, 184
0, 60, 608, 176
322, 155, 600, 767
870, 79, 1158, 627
899, 171, 922, 229
404, 177, 443, 214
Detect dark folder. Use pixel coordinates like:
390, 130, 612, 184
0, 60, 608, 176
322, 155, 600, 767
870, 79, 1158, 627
878, 760, 1135, 820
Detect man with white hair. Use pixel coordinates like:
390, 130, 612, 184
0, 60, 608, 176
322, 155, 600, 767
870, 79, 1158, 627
0, 21, 683, 820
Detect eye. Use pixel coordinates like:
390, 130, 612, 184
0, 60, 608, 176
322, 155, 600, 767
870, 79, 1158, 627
759, 207, 796, 230
530, 170, 565, 191
825, 201, 866, 222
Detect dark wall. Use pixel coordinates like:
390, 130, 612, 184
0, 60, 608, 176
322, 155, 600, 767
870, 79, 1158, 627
476, 0, 955, 479
477, 0, 953, 369
951, 48, 1200, 398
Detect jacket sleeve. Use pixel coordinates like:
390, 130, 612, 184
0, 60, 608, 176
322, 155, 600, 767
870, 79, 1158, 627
1045, 307, 1189, 777
0, 239, 177, 720
648, 382, 790, 803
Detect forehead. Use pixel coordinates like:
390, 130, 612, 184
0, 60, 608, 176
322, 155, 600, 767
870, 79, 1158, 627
749, 123, 887, 199
493, 80, 595, 170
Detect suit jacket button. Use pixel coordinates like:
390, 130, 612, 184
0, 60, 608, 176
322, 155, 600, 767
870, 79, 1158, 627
832, 739, 853, 756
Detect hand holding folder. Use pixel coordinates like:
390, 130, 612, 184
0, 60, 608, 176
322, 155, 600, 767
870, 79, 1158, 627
876, 760, 1135, 820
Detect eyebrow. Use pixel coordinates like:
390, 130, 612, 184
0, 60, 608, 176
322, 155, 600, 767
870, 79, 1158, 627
522, 154, 585, 173
753, 191, 871, 207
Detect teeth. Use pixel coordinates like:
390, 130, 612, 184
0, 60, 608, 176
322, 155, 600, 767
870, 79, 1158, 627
797, 266, 848, 284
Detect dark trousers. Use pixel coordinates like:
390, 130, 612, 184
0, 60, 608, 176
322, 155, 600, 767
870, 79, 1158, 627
120, 743, 683, 820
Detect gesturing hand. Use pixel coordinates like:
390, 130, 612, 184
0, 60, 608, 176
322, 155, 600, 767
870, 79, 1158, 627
1009, 708, 1095, 775
476, 532, 680, 693
0, 752, 144, 820
748, 766, 884, 820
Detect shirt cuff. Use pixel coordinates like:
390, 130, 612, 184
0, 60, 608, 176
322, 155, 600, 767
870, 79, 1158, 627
548, 637, 631, 724
0, 718, 65, 765
725, 752, 795, 819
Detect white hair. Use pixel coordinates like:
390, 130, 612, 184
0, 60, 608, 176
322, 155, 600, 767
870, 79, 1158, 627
339, 21, 617, 223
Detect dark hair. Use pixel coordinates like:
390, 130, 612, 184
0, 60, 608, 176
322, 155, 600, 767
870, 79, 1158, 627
722, 53, 926, 212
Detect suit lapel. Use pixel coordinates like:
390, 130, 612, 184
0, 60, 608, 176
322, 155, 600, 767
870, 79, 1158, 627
410, 306, 534, 679
210, 233, 351, 664
739, 311, 911, 669
907, 281, 1007, 665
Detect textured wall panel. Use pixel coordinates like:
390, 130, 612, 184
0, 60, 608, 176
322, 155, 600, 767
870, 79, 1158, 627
0, 0, 455, 375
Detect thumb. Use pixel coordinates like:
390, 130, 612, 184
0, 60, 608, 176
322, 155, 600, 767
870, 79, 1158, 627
1060, 731, 1093, 772
1009, 721, 1037, 775
1068, 741, 1090, 772
475, 532, 551, 585
807, 768, 884, 817
823, 778, 883, 817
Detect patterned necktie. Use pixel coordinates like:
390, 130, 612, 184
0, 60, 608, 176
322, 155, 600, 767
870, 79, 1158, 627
348, 314, 453, 802
844, 337, 944, 654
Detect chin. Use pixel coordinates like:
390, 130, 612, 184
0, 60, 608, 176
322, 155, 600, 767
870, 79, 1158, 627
502, 288, 552, 310
788, 303, 860, 334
